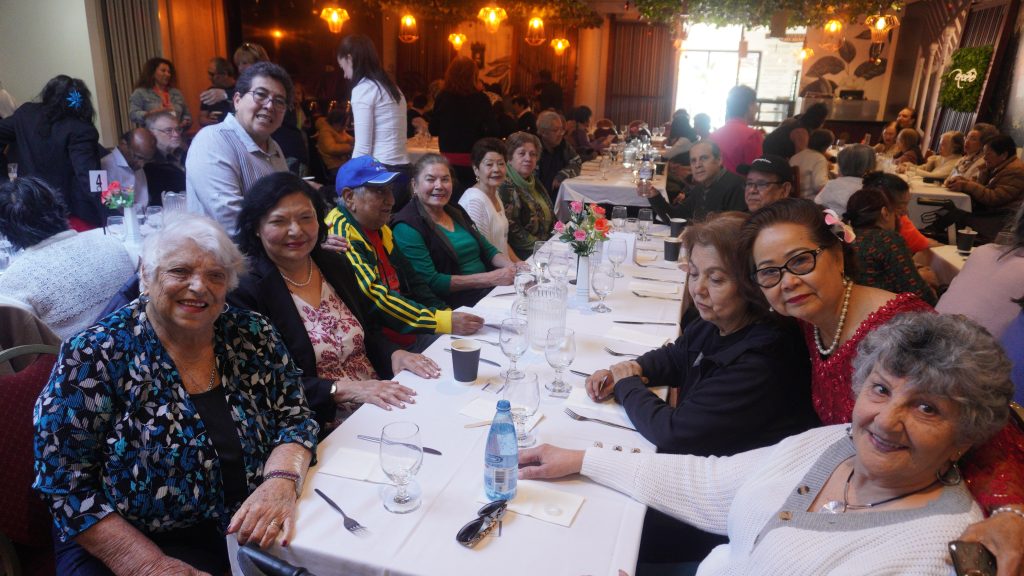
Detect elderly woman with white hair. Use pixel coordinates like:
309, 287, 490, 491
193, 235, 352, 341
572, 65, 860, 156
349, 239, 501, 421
520, 313, 1015, 574
33, 214, 319, 575
814, 143, 877, 214
914, 131, 964, 180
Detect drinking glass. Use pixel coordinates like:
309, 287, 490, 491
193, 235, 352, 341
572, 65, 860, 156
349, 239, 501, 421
145, 206, 164, 231
611, 206, 627, 231
591, 262, 615, 313
499, 318, 529, 380
608, 145, 620, 165
599, 155, 610, 180
532, 241, 551, 281
512, 266, 536, 319
547, 251, 571, 284
544, 328, 575, 398
106, 216, 125, 241
625, 217, 638, 235
379, 421, 423, 514
606, 238, 627, 278
7, 163, 17, 182
638, 208, 654, 242
502, 371, 540, 446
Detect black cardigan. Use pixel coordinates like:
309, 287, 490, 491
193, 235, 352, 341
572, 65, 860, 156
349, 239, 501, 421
615, 317, 819, 456
228, 249, 398, 432
390, 197, 493, 308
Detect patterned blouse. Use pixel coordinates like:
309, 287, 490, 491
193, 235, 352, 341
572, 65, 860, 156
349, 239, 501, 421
33, 300, 319, 542
292, 280, 376, 383
498, 170, 555, 260
852, 227, 936, 305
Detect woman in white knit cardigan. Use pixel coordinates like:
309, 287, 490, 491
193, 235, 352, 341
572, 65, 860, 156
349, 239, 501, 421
519, 313, 1013, 575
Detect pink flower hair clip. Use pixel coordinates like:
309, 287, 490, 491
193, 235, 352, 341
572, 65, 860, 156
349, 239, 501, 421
823, 209, 857, 244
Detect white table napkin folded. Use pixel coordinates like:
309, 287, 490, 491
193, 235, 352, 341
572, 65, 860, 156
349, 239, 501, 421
564, 386, 668, 429
315, 447, 391, 484
605, 325, 671, 349
477, 480, 584, 527
460, 397, 543, 431
627, 280, 679, 295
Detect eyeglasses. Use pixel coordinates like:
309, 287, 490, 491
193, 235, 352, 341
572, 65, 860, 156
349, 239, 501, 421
245, 89, 288, 111
455, 499, 507, 548
154, 127, 183, 135
744, 180, 781, 192
752, 247, 825, 288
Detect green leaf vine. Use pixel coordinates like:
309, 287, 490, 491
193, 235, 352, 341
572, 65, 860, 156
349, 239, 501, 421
939, 45, 993, 113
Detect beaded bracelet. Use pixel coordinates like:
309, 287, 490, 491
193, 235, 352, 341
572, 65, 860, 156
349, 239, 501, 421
991, 505, 1024, 522
264, 469, 302, 496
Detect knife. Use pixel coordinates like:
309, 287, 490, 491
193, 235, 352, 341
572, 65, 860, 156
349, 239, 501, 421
570, 369, 592, 377
613, 320, 678, 326
357, 434, 443, 456
444, 348, 502, 367
631, 276, 678, 284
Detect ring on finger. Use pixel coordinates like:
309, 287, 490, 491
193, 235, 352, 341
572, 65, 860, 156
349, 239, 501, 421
268, 519, 280, 529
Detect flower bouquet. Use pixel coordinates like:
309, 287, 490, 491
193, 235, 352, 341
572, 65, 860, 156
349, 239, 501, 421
101, 181, 134, 209
553, 201, 611, 304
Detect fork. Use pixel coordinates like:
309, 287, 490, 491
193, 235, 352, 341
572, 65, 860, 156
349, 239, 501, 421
631, 290, 681, 301
314, 489, 368, 535
564, 407, 637, 431
603, 346, 639, 358
449, 334, 499, 346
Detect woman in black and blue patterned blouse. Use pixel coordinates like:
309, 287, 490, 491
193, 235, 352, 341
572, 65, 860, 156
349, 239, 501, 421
33, 214, 319, 575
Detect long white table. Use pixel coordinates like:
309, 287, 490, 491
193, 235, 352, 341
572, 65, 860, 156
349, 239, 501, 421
231, 232, 684, 576
557, 163, 668, 220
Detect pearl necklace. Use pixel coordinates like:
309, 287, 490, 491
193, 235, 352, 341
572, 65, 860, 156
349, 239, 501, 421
281, 257, 314, 287
813, 279, 852, 357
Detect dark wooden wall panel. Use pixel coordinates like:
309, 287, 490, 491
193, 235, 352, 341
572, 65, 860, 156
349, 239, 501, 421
603, 18, 674, 127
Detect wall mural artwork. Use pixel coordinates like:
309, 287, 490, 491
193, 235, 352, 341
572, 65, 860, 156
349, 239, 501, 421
799, 25, 892, 98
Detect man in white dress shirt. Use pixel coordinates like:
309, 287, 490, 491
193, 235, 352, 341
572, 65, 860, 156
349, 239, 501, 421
186, 61, 291, 234
100, 128, 156, 208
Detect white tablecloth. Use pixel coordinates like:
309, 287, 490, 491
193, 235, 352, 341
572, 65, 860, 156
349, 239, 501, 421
556, 163, 667, 220
907, 180, 972, 230
407, 137, 440, 163
931, 243, 969, 286
230, 232, 685, 576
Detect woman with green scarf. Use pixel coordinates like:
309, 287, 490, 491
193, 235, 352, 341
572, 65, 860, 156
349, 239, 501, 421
499, 131, 556, 260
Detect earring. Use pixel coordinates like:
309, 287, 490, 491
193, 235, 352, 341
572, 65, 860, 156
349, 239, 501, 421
139, 291, 151, 305
937, 462, 962, 486
222, 303, 230, 314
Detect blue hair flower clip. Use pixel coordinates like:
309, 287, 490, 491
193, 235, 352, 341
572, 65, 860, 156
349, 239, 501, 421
66, 89, 83, 110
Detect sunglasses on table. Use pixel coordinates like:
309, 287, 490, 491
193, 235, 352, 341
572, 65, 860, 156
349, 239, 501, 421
456, 499, 508, 548
752, 246, 825, 288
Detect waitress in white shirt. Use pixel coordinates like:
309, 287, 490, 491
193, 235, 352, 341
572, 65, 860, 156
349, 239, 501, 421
458, 138, 519, 262
337, 34, 410, 204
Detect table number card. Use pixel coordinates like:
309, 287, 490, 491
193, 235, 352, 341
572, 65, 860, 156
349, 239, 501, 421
88, 170, 108, 194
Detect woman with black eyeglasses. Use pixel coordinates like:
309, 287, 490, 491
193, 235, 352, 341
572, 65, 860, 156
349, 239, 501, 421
738, 197, 1024, 571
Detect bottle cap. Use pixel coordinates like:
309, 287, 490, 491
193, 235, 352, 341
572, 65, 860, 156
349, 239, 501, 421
497, 399, 511, 410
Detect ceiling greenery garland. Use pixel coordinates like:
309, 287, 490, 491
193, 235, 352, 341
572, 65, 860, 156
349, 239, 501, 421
368, 0, 604, 28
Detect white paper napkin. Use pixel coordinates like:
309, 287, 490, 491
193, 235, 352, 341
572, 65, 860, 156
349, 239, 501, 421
315, 447, 391, 484
627, 280, 679, 295
456, 303, 511, 326
564, 386, 668, 428
605, 326, 671, 349
460, 397, 543, 431
477, 480, 584, 527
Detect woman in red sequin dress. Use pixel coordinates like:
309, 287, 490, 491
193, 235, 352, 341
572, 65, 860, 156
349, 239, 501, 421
740, 198, 1024, 571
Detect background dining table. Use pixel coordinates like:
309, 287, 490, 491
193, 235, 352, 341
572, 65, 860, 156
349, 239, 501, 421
906, 178, 972, 232
229, 229, 686, 576
556, 162, 668, 220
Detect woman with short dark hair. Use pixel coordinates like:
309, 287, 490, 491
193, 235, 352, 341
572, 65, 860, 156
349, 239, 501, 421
129, 57, 191, 129
498, 131, 555, 260
0, 177, 134, 338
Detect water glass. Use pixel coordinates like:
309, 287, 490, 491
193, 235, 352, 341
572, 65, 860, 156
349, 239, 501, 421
591, 262, 615, 313
625, 217, 638, 235
638, 208, 654, 242
106, 216, 126, 241
499, 318, 529, 380
606, 238, 627, 278
608, 145, 620, 165
512, 266, 536, 319
547, 251, 571, 284
544, 328, 576, 398
532, 241, 551, 281
145, 206, 164, 231
502, 371, 540, 446
611, 206, 627, 231
379, 421, 423, 514
7, 163, 17, 182
599, 155, 610, 180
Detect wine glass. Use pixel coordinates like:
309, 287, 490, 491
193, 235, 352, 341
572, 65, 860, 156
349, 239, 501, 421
545, 328, 575, 398
606, 238, 627, 278
499, 318, 529, 380
512, 266, 536, 319
502, 371, 540, 446
106, 216, 126, 241
532, 241, 551, 282
608, 144, 620, 165
145, 206, 164, 231
591, 262, 615, 313
7, 163, 17, 182
379, 421, 423, 514
625, 217, 638, 235
638, 208, 654, 242
547, 251, 571, 285
611, 206, 627, 231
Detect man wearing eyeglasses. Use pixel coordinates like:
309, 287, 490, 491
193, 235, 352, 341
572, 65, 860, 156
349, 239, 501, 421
186, 61, 292, 235
737, 155, 794, 212
146, 112, 186, 171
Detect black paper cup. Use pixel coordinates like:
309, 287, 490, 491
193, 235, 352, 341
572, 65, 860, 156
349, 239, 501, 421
955, 229, 978, 254
664, 237, 683, 262
451, 339, 482, 383
669, 218, 687, 237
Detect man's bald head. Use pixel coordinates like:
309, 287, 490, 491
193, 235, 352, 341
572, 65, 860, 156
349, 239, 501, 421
121, 128, 157, 171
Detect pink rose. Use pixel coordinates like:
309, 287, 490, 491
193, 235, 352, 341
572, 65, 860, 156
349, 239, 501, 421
573, 229, 587, 241
553, 221, 565, 233
570, 201, 584, 214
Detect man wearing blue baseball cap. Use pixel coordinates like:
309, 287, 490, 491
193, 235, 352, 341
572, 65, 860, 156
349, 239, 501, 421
325, 156, 483, 348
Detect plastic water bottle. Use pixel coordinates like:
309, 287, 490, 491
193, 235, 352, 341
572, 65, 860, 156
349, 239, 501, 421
638, 152, 654, 184
484, 399, 518, 500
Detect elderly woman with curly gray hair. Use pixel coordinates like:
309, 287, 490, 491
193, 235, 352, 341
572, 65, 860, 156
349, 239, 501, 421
520, 312, 1015, 574
34, 214, 318, 575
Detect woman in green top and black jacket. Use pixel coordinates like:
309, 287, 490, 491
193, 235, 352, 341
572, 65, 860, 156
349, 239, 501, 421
498, 131, 556, 260
392, 153, 516, 308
